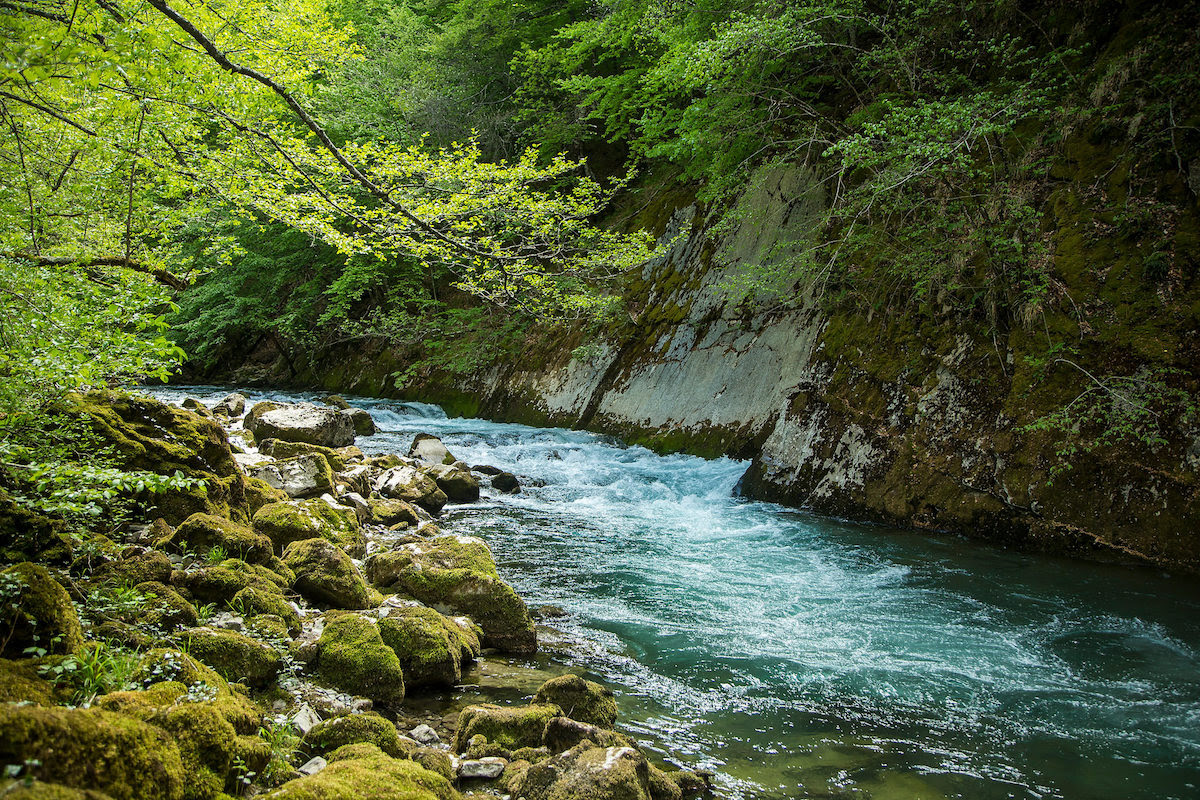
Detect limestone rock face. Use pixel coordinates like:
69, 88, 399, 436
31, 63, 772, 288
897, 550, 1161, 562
284, 538, 373, 610
374, 466, 447, 513
247, 453, 335, 499
247, 403, 356, 448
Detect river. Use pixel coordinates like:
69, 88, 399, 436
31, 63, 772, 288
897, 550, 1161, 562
153, 386, 1200, 800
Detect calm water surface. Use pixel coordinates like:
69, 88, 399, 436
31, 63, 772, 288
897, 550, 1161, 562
154, 386, 1200, 800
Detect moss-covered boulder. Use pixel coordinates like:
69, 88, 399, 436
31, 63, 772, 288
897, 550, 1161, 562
412, 747, 453, 781
94, 549, 172, 586
183, 627, 281, 687
265, 743, 458, 800
533, 675, 618, 728
244, 476, 288, 513
541, 717, 634, 754
343, 408, 375, 437
377, 606, 473, 689
231, 586, 300, 635
367, 498, 421, 527
1, 782, 116, 799
0, 704, 185, 800
70, 391, 249, 525
0, 492, 73, 565
313, 614, 405, 705
283, 538, 372, 610
373, 466, 447, 513
365, 537, 536, 653
259, 439, 362, 472
132, 581, 199, 630
253, 499, 364, 557
160, 513, 272, 564
422, 463, 480, 503
505, 742, 664, 800
302, 712, 407, 758
0, 562, 83, 657
453, 704, 563, 753
244, 401, 284, 430
176, 559, 288, 604
246, 454, 336, 499
0, 656, 58, 704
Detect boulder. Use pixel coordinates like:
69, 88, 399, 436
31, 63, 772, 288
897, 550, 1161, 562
264, 743, 458, 800
365, 536, 536, 653
374, 466, 447, 513
458, 757, 506, 780
130, 581, 198, 630
541, 717, 633, 754
377, 606, 475, 689
342, 407, 376, 437
0, 562, 83, 657
247, 403, 355, 448
95, 549, 172, 586
491, 472, 520, 494
533, 675, 618, 728
253, 499, 364, 556
302, 712, 407, 758
231, 586, 300, 635
246, 454, 335, 499
505, 742, 676, 800
182, 626, 281, 687
453, 704, 562, 753
213, 392, 247, 417
176, 558, 289, 604
259, 439, 363, 472
0, 705, 185, 800
337, 464, 373, 497
408, 434, 456, 465
180, 397, 210, 416
313, 615, 405, 705
412, 747, 454, 781
244, 400, 284, 429
422, 463, 480, 503
368, 498, 421, 527
321, 395, 351, 410
283, 538, 373, 609
0, 656, 58, 704
160, 513, 272, 564
243, 476, 289, 513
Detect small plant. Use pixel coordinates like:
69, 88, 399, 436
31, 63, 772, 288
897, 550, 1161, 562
257, 717, 300, 786
184, 680, 218, 703
196, 602, 218, 623
3, 759, 41, 788
205, 545, 228, 564
229, 754, 257, 796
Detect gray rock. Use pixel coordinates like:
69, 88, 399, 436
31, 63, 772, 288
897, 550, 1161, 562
410, 723, 440, 745
214, 392, 247, 417
491, 472, 520, 494
342, 492, 371, 524
297, 756, 327, 776
374, 465, 448, 513
457, 757, 507, 780
424, 462, 480, 503
248, 403, 355, 448
247, 453, 333, 498
409, 434, 456, 465
291, 704, 322, 735
341, 407, 375, 437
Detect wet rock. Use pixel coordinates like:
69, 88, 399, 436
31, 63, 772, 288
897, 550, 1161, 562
313, 615, 405, 705
213, 392, 247, 418
246, 403, 356, 448
377, 606, 476, 689
342, 408, 376, 437
541, 717, 633, 754
283, 538, 373, 610
368, 498, 421, 527
409, 434, 456, 465
0, 562, 83, 657
491, 472, 520, 494
410, 724, 440, 745
247, 453, 335, 499
375, 466, 448, 513
423, 462, 480, 503
471, 465, 502, 476
322, 395, 351, 410
453, 704, 562, 753
534, 674, 617, 728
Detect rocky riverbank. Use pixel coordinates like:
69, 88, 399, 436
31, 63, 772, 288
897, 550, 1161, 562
0, 390, 709, 799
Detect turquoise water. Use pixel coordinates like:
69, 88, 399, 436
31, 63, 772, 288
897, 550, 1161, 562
157, 387, 1200, 799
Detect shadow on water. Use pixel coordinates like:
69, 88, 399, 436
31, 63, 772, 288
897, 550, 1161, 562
152, 386, 1200, 800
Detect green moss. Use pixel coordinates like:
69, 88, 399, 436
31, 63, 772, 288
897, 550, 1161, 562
377, 607, 462, 689
243, 477, 288, 514
367, 499, 420, 527
1, 781, 116, 799
394, 567, 535, 654
132, 581, 199, 630
0, 562, 84, 657
232, 587, 300, 635
314, 614, 405, 705
253, 500, 364, 557
0, 492, 73, 565
412, 747, 453, 781
162, 514, 272, 565
0, 704, 185, 800
283, 538, 372, 610
155, 703, 270, 800
177, 560, 286, 604
0, 657, 58, 704
453, 704, 562, 753
302, 712, 406, 757
266, 743, 459, 800
245, 614, 292, 641
183, 627, 281, 687
533, 675, 617, 728
95, 550, 172, 586
258, 440, 359, 472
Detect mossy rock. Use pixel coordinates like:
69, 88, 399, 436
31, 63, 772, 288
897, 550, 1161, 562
1, 781, 117, 799
533, 675, 617, 728
182, 627, 281, 687
253, 500, 364, 557
412, 747, 453, 781
259, 439, 361, 472
0, 704, 185, 800
453, 704, 562, 753
232, 587, 300, 635
161, 514, 272, 564
541, 717, 634, 754
314, 614, 405, 705
0, 562, 84, 657
245, 614, 292, 641
302, 712, 406, 758
132, 580, 199, 630
100, 673, 260, 737
94, 549, 172, 586
94, 620, 157, 650
176, 558, 289, 604
366, 539, 535, 653
505, 741, 665, 800
69, 391, 249, 525
244, 401, 284, 430
244, 477, 288, 514
265, 743, 459, 800
377, 606, 471, 690
284, 538, 372, 610
367, 498, 421, 528
0, 491, 73, 564
0, 656, 58, 704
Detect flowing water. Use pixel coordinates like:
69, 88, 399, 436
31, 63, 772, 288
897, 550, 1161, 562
154, 386, 1200, 800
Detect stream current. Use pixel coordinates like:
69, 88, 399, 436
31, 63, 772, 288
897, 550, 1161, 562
154, 387, 1200, 800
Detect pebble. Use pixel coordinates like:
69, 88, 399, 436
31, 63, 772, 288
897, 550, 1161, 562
291, 704, 321, 735
410, 724, 440, 745
297, 756, 327, 777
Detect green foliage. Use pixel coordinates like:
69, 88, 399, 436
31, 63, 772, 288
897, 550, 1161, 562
38, 642, 141, 706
